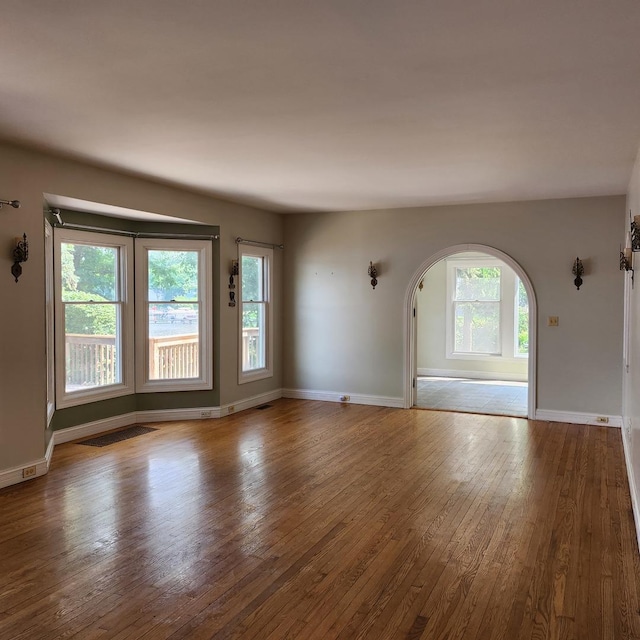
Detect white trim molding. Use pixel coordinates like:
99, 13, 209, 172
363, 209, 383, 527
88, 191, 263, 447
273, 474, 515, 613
404, 243, 538, 418
534, 409, 622, 428
282, 388, 404, 408
621, 419, 640, 553
221, 389, 284, 416
0, 454, 50, 490
52, 412, 139, 446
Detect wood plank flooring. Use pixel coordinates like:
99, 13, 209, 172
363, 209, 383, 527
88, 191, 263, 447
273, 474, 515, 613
1, 399, 639, 639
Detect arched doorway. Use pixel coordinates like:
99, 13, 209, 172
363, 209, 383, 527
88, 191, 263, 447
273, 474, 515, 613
404, 244, 537, 419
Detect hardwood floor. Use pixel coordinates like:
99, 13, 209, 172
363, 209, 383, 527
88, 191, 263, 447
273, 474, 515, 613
1, 399, 639, 639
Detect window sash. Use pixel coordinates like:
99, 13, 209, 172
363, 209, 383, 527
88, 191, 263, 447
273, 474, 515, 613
239, 246, 273, 383
446, 257, 528, 361
135, 238, 212, 392
54, 228, 134, 408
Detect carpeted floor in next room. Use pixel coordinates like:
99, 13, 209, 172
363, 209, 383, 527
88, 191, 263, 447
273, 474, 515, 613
416, 375, 528, 417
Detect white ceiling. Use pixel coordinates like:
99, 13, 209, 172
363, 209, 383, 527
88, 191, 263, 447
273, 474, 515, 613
3, 1, 640, 213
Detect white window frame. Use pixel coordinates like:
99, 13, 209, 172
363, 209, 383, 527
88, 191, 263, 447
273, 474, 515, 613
135, 238, 213, 393
446, 257, 525, 362
45, 220, 55, 425
238, 245, 273, 384
514, 276, 529, 359
54, 228, 134, 408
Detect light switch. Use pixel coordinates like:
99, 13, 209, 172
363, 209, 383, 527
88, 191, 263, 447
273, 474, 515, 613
548, 316, 559, 327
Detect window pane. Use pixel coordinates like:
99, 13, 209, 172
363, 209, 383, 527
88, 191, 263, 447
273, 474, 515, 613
517, 278, 529, 356
65, 303, 119, 391
455, 267, 501, 301
242, 302, 265, 371
148, 250, 198, 301
61, 243, 117, 301
242, 256, 263, 301
455, 302, 500, 354
148, 303, 200, 380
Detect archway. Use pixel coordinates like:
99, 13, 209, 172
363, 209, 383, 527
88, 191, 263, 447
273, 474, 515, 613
403, 244, 537, 418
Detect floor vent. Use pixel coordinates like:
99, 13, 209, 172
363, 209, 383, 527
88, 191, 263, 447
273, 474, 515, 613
78, 426, 158, 447
256, 404, 273, 410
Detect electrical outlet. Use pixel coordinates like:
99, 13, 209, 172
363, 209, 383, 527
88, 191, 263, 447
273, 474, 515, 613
228, 405, 235, 414
595, 416, 609, 424
200, 410, 212, 418
547, 316, 559, 327
22, 466, 36, 479
339, 395, 350, 402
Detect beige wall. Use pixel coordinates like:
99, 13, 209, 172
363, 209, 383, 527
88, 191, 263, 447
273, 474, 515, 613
0, 142, 283, 472
283, 196, 624, 413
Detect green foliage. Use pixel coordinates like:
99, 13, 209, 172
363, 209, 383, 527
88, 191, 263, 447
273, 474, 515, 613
242, 256, 262, 327
64, 290, 116, 335
517, 279, 529, 354
62, 243, 117, 299
148, 250, 198, 301
455, 267, 501, 300
60, 243, 78, 292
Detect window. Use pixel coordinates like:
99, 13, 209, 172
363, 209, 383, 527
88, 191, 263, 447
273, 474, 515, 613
135, 239, 212, 392
54, 229, 134, 408
239, 245, 273, 383
53, 230, 213, 408
446, 257, 528, 361
516, 277, 529, 356
45, 220, 55, 424
453, 265, 501, 355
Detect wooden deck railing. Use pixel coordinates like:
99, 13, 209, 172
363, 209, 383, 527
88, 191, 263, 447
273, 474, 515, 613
242, 327, 261, 371
67, 328, 260, 386
66, 334, 118, 387
149, 334, 199, 380
66, 333, 201, 384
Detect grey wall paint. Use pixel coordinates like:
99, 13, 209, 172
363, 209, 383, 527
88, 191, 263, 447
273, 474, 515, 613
283, 196, 624, 413
0, 142, 283, 472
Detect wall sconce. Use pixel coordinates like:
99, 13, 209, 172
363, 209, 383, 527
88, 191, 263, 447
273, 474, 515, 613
11, 233, 28, 282
621, 243, 635, 287
572, 257, 584, 290
228, 260, 238, 306
0, 199, 20, 210
631, 211, 640, 252
368, 261, 378, 290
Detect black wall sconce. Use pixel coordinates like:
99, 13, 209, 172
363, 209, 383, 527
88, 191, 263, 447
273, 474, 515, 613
11, 233, 28, 282
229, 260, 238, 306
631, 211, 640, 252
620, 245, 634, 286
0, 199, 20, 210
572, 257, 584, 290
368, 261, 378, 290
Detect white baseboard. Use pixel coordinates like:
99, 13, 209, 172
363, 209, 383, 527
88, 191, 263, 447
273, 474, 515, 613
0, 454, 50, 490
534, 409, 622, 428
621, 417, 640, 553
52, 412, 139, 446
282, 388, 404, 409
136, 407, 223, 422
418, 368, 528, 382
221, 389, 283, 416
